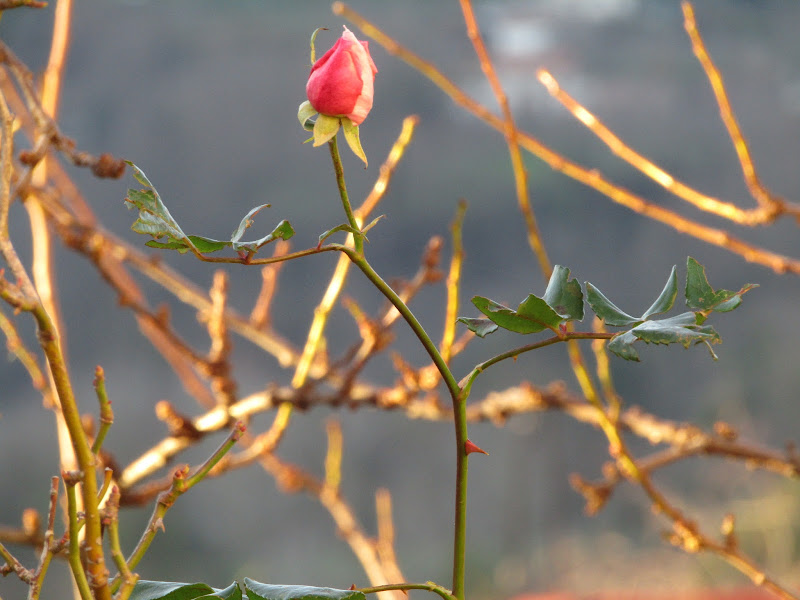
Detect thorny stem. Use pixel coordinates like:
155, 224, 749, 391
336, 244, 468, 599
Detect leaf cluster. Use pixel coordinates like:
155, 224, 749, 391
129, 579, 365, 600
124, 162, 294, 256
459, 258, 755, 361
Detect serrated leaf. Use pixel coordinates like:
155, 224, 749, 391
457, 317, 499, 338
129, 581, 217, 600
606, 312, 720, 362
471, 295, 561, 335
312, 114, 341, 147
125, 162, 191, 246
685, 257, 756, 313
297, 101, 317, 131
243, 579, 365, 600
318, 223, 362, 247
633, 312, 719, 347
231, 204, 270, 243
607, 330, 641, 362
641, 265, 678, 320
542, 265, 584, 321
342, 117, 368, 166
585, 282, 640, 327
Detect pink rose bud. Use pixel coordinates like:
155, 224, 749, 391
306, 26, 377, 126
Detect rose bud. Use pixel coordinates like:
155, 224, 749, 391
306, 26, 377, 126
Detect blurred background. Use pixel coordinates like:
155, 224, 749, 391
2, 1, 800, 598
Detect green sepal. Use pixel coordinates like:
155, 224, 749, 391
297, 101, 317, 131
312, 114, 341, 147
341, 117, 368, 166
309, 27, 328, 65
243, 579, 365, 600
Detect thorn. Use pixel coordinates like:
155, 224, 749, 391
348, 584, 356, 591
465, 439, 488, 456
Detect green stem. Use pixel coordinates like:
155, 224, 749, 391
328, 134, 364, 255
64, 475, 93, 600
31, 304, 110, 599
92, 366, 113, 455
110, 422, 245, 593
336, 244, 468, 599
460, 332, 615, 402
360, 582, 457, 600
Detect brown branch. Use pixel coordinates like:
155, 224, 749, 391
333, 3, 800, 276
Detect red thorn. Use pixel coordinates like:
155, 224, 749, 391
348, 584, 357, 591
465, 439, 488, 456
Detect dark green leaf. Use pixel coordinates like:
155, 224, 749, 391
641, 266, 677, 320
243, 579, 365, 600
585, 283, 640, 327
231, 205, 270, 243
685, 257, 756, 313
456, 317, 499, 338
542, 265, 584, 321
129, 581, 217, 600
471, 295, 560, 335
606, 312, 720, 361
515, 294, 564, 331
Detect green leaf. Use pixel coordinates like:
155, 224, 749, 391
685, 257, 756, 313
213, 583, 243, 600
297, 101, 317, 131
318, 223, 362, 247
585, 282, 640, 327
607, 330, 641, 362
243, 579, 365, 600
341, 117, 368, 166
361, 214, 385, 235
124, 162, 192, 250
312, 114, 341, 147
641, 265, 677, 320
606, 312, 720, 362
542, 265, 584, 321
456, 317, 499, 338
471, 295, 561, 335
231, 204, 270, 243
232, 219, 295, 253
129, 581, 218, 600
